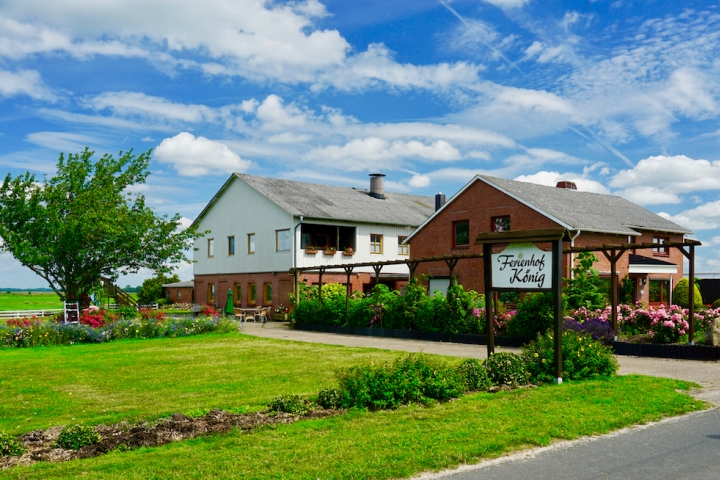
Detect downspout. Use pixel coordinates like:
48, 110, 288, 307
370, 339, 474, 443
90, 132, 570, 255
293, 216, 304, 270
570, 229, 581, 278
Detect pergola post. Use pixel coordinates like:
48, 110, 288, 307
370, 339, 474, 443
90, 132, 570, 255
293, 269, 300, 307
318, 268, 324, 304
482, 243, 494, 357
372, 265, 383, 286
600, 247, 625, 341
689, 244, 695, 345
444, 257, 460, 285
408, 261, 420, 281
552, 239, 563, 384
344, 266, 354, 310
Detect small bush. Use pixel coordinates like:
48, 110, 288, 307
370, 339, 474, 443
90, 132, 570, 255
712, 299, 720, 309
336, 354, 463, 410
456, 358, 491, 392
56, 424, 101, 450
523, 330, 618, 383
484, 352, 530, 387
0, 432, 25, 457
267, 395, 309, 415
507, 293, 564, 338
316, 388, 342, 410
672, 279, 703, 309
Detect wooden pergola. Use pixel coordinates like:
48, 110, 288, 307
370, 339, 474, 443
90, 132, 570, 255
289, 235, 702, 343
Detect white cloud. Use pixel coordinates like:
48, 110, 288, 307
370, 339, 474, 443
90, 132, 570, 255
408, 173, 431, 188
154, 132, 252, 176
256, 95, 309, 130
481, 0, 531, 10
83, 92, 217, 123
0, 1, 480, 92
613, 186, 681, 206
0, 68, 56, 101
24, 132, 103, 152
658, 200, 720, 231
610, 155, 720, 198
305, 138, 462, 171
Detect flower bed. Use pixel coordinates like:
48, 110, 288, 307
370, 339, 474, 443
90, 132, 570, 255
0, 315, 236, 349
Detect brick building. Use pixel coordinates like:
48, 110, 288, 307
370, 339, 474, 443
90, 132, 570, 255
161, 280, 194, 304
406, 175, 692, 306
191, 173, 435, 312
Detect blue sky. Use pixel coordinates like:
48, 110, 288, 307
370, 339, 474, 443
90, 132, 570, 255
2, 0, 720, 288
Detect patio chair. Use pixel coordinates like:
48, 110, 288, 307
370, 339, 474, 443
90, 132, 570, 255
233, 308, 246, 323
254, 307, 268, 324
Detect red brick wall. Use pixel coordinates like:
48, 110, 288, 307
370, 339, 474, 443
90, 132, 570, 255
163, 287, 194, 304
194, 271, 397, 313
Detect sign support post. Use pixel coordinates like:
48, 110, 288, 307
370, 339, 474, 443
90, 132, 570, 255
474, 228, 569, 385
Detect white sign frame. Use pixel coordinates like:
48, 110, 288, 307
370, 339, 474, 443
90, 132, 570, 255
491, 242, 552, 290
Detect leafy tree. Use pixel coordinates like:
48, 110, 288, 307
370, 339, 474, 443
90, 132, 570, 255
564, 252, 606, 310
138, 273, 180, 305
0, 148, 198, 303
672, 278, 703, 309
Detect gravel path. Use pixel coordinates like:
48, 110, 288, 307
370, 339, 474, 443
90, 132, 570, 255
241, 321, 720, 404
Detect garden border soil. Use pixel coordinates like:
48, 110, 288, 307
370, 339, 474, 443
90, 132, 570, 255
1, 409, 340, 470
293, 323, 720, 360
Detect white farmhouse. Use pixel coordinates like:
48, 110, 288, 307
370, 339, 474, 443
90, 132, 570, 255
191, 173, 435, 312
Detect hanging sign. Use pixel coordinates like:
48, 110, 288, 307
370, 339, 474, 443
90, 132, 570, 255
491, 242, 552, 290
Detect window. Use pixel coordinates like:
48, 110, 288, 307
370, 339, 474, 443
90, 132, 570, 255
649, 280, 670, 303
208, 284, 215, 303
165, 289, 170, 299
248, 283, 256, 305
653, 237, 669, 256
491, 216, 510, 232
276, 229, 291, 251
177, 290, 182, 300
248, 233, 255, 254
228, 236, 235, 255
398, 236, 409, 256
264, 283, 273, 304
370, 234, 383, 254
234, 284, 242, 305
208, 238, 215, 257
453, 220, 469, 247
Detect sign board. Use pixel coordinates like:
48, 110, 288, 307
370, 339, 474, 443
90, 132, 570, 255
491, 242, 552, 290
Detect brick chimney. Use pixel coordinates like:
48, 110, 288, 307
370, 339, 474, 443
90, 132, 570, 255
556, 181, 577, 190
369, 173, 385, 199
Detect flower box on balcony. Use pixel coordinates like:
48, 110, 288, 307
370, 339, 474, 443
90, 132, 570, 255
305, 247, 318, 254
323, 248, 337, 255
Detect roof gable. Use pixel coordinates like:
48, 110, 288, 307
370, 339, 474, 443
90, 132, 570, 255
407, 174, 691, 241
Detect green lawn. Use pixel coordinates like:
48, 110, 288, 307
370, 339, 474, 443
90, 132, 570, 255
0, 333, 707, 479
0, 292, 63, 312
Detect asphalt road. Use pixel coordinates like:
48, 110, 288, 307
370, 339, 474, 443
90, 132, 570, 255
418, 408, 720, 480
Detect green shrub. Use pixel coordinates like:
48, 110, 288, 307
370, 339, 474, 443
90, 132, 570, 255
412, 293, 449, 332
484, 352, 530, 387
507, 292, 565, 338
267, 395, 309, 415
316, 388, 342, 410
56, 424, 102, 450
672, 279, 703, 309
456, 358, 491, 392
445, 284, 486, 334
522, 330, 618, 383
564, 252, 606, 310
713, 298, 720, 309
0, 432, 25, 457
336, 354, 463, 410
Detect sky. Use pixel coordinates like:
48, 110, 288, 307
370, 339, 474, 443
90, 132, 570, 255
2, 0, 720, 288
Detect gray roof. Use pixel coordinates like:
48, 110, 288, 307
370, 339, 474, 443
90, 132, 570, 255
236, 174, 435, 226
480, 175, 692, 235
162, 280, 194, 288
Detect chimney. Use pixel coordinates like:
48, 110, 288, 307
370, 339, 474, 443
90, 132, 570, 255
435, 193, 446, 211
369, 173, 386, 199
556, 181, 577, 190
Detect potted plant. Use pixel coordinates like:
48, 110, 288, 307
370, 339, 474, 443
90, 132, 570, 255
323, 246, 337, 255
273, 304, 289, 321
305, 245, 318, 254
342, 246, 355, 256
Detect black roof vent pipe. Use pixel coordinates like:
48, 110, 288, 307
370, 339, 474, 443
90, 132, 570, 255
435, 193, 446, 211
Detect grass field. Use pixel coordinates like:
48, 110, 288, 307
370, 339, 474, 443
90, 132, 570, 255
0, 292, 63, 312
0, 292, 140, 313
0, 333, 707, 479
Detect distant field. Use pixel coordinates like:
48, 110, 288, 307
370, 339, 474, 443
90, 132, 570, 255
0, 292, 63, 311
